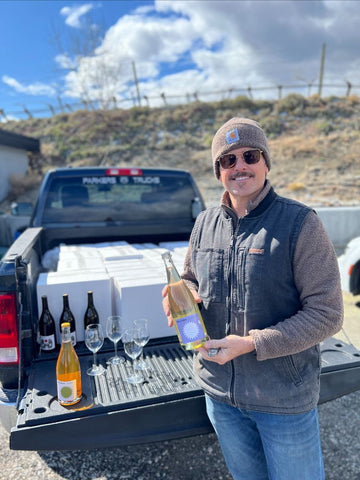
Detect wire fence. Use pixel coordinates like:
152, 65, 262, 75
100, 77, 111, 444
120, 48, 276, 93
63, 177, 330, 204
1, 80, 359, 122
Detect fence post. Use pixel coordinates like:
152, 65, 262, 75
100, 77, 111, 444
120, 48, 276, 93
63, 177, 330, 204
47, 104, 55, 116
346, 81, 352, 97
23, 105, 33, 119
132, 61, 141, 107
318, 43, 326, 97
57, 96, 64, 112
277, 85, 283, 100
161, 92, 167, 106
0, 109, 7, 121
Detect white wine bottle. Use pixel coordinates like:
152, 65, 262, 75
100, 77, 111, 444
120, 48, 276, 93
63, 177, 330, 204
162, 251, 208, 350
56, 322, 82, 406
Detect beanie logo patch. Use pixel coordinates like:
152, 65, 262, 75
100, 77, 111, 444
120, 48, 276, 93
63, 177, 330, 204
226, 128, 239, 145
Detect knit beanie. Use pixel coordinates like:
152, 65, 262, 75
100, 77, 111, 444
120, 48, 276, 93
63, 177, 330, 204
212, 117, 271, 179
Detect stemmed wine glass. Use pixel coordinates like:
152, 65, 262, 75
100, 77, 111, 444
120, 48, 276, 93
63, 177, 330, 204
122, 328, 143, 384
133, 318, 150, 370
106, 316, 125, 365
85, 323, 105, 376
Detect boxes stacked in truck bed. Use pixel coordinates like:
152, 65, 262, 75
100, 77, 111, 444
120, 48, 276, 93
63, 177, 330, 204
36, 241, 188, 344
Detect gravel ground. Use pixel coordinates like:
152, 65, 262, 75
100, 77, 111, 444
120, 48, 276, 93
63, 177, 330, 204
0, 293, 359, 479
0, 391, 359, 480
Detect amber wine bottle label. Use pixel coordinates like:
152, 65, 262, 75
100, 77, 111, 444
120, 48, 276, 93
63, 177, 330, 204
40, 334, 55, 351
175, 312, 205, 344
57, 379, 77, 404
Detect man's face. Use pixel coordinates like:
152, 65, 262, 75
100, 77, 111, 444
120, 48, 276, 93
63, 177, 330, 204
219, 146, 269, 203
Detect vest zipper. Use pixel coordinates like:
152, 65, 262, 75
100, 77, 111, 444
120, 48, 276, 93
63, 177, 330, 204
227, 217, 242, 405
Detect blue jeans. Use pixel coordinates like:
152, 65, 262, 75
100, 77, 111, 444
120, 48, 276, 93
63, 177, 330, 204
205, 395, 325, 480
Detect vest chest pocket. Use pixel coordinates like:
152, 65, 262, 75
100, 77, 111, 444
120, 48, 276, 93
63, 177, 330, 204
243, 246, 266, 286
193, 248, 224, 302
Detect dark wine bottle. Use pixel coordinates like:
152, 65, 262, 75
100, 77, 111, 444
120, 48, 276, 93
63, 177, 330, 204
60, 294, 77, 346
84, 291, 99, 329
39, 295, 56, 351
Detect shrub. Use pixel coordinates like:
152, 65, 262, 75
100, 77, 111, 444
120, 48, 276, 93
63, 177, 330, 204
276, 94, 308, 114
260, 115, 283, 138
8, 173, 40, 201
315, 120, 334, 135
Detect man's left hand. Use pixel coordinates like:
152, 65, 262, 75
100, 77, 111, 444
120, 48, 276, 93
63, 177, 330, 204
199, 335, 255, 364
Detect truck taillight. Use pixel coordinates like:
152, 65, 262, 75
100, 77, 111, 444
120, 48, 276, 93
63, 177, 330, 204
0, 293, 19, 363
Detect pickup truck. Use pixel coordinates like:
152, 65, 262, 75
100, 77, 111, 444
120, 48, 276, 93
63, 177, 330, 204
0, 166, 359, 451
338, 236, 360, 295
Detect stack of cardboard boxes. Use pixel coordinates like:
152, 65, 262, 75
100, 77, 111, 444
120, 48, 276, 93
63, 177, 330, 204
36, 241, 188, 344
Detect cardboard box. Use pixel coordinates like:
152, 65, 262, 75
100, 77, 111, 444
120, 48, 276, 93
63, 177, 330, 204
112, 275, 173, 339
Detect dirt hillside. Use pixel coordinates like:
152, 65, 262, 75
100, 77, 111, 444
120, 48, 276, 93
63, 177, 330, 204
1, 93, 360, 209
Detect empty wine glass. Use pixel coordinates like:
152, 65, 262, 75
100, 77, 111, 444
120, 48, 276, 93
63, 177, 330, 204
122, 328, 143, 384
106, 316, 125, 365
133, 318, 150, 370
85, 323, 105, 376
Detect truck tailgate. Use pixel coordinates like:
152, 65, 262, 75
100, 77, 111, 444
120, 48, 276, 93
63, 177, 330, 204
10, 338, 360, 451
10, 342, 212, 451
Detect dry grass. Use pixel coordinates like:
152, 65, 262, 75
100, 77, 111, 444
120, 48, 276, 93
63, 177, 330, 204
2, 94, 360, 209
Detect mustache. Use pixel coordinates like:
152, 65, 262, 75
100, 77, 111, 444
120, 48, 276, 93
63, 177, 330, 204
230, 172, 254, 179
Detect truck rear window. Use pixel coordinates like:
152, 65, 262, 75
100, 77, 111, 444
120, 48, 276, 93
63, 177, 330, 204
42, 175, 196, 223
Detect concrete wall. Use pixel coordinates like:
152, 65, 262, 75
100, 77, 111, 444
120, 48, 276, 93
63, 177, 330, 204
316, 207, 360, 254
0, 144, 28, 201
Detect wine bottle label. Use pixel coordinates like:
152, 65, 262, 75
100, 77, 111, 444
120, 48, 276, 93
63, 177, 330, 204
40, 334, 55, 351
175, 312, 205, 344
57, 379, 77, 403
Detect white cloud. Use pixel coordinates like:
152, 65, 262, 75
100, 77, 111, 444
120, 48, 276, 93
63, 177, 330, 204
2, 76, 56, 97
7, 0, 360, 109
55, 53, 77, 70
60, 3, 94, 28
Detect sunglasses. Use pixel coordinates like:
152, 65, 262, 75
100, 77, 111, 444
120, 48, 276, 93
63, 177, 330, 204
218, 149, 263, 169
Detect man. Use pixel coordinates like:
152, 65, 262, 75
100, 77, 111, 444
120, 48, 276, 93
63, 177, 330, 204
163, 117, 343, 480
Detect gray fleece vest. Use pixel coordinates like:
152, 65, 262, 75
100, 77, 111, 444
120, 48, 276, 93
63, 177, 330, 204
191, 187, 321, 414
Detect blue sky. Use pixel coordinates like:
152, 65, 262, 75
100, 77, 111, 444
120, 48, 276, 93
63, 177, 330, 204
1, 0, 360, 120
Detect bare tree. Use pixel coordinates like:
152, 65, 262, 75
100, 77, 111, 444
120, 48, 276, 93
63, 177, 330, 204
50, 13, 128, 110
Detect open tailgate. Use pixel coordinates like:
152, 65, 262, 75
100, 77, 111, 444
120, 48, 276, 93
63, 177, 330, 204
10, 341, 212, 451
10, 337, 360, 451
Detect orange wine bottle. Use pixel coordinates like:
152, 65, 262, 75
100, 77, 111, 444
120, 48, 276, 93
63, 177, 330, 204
56, 322, 82, 406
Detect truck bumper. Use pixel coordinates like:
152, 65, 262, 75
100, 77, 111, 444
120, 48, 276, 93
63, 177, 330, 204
10, 394, 212, 451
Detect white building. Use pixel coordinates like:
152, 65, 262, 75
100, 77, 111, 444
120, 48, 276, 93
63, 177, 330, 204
0, 129, 40, 202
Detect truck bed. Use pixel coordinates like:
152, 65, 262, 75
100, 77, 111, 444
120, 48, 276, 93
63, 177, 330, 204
10, 336, 360, 451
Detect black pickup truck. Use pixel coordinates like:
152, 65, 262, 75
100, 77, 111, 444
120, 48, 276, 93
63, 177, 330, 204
0, 166, 359, 451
